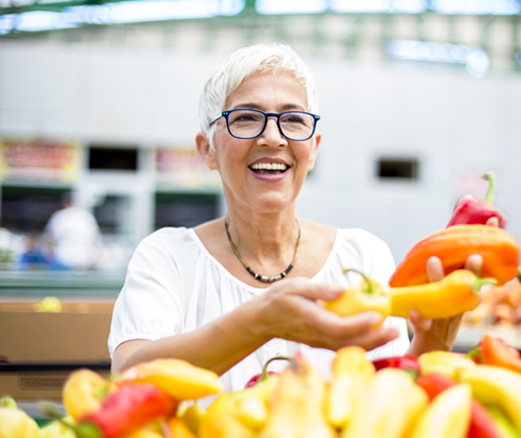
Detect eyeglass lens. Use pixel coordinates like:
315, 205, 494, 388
227, 110, 316, 140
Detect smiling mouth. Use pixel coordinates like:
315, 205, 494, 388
249, 162, 289, 175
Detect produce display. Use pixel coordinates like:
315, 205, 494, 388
462, 279, 521, 328
2, 170, 521, 438
3, 339, 521, 438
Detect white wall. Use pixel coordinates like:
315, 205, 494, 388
1, 38, 520, 263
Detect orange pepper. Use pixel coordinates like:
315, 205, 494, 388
389, 224, 520, 287
468, 333, 521, 374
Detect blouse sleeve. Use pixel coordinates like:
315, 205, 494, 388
108, 229, 186, 358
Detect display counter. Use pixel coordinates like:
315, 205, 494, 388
0, 268, 125, 298
0, 269, 123, 405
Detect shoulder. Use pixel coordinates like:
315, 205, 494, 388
131, 227, 200, 263
336, 227, 390, 251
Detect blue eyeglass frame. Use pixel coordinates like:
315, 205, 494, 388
208, 109, 321, 141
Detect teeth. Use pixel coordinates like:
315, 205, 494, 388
250, 162, 288, 171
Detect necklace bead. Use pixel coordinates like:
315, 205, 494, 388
225, 219, 300, 283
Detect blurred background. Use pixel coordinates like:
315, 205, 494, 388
1, 0, 521, 270
1, 1, 521, 388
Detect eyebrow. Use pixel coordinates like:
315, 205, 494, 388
230, 102, 306, 112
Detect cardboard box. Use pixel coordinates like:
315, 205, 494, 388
0, 299, 114, 400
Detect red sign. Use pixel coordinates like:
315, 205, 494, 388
0, 138, 82, 181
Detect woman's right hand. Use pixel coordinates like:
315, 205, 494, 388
251, 277, 399, 352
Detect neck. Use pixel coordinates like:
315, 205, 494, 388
225, 211, 300, 261
225, 216, 301, 283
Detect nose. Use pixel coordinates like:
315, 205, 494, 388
258, 116, 286, 145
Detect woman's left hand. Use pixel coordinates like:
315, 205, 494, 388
406, 216, 499, 357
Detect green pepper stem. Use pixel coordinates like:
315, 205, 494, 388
471, 276, 497, 295
260, 356, 291, 382
482, 171, 496, 204
342, 268, 379, 295
467, 346, 483, 363
38, 401, 101, 438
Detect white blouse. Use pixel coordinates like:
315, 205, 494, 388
109, 226, 410, 394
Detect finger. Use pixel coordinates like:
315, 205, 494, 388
464, 254, 483, 276
486, 217, 499, 228
426, 256, 445, 282
408, 309, 432, 332
336, 324, 400, 352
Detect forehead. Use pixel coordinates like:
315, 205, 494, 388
224, 71, 307, 110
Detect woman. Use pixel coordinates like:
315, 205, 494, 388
109, 42, 483, 391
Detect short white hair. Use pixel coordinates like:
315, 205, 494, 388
198, 42, 320, 140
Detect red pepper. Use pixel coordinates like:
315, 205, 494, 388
447, 171, 507, 229
244, 356, 291, 389
468, 333, 521, 374
75, 383, 178, 438
372, 355, 421, 373
415, 373, 503, 438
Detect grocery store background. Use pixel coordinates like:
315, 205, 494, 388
1, 0, 521, 270
2, 0, 521, 407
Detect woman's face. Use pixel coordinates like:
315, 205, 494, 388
197, 71, 321, 216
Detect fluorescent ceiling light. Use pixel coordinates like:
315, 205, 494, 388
256, 0, 327, 14
2, 0, 244, 32
331, 0, 426, 13
0, 14, 15, 34
432, 0, 520, 15
15, 10, 79, 31
385, 39, 490, 77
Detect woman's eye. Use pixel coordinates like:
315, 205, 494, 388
283, 114, 306, 124
232, 113, 261, 123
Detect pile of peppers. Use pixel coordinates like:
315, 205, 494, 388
36, 358, 223, 438
3, 335, 521, 438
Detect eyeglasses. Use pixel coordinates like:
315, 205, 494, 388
209, 109, 320, 141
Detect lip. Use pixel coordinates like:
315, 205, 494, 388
248, 157, 291, 182
248, 157, 290, 166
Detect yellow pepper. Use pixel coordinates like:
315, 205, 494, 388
408, 384, 472, 438
389, 269, 497, 319
321, 269, 391, 327
125, 425, 164, 438
166, 418, 197, 438
115, 358, 223, 401
485, 406, 521, 438
177, 404, 206, 437
62, 369, 109, 421
341, 368, 428, 438
38, 420, 77, 438
199, 392, 256, 438
199, 374, 279, 438
418, 351, 476, 380
0, 397, 39, 438
258, 353, 337, 438
326, 346, 376, 430
459, 365, 521, 433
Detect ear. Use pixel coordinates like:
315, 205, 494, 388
196, 132, 219, 170
307, 132, 321, 172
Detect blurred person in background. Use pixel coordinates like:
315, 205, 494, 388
109, 42, 487, 392
43, 192, 102, 269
